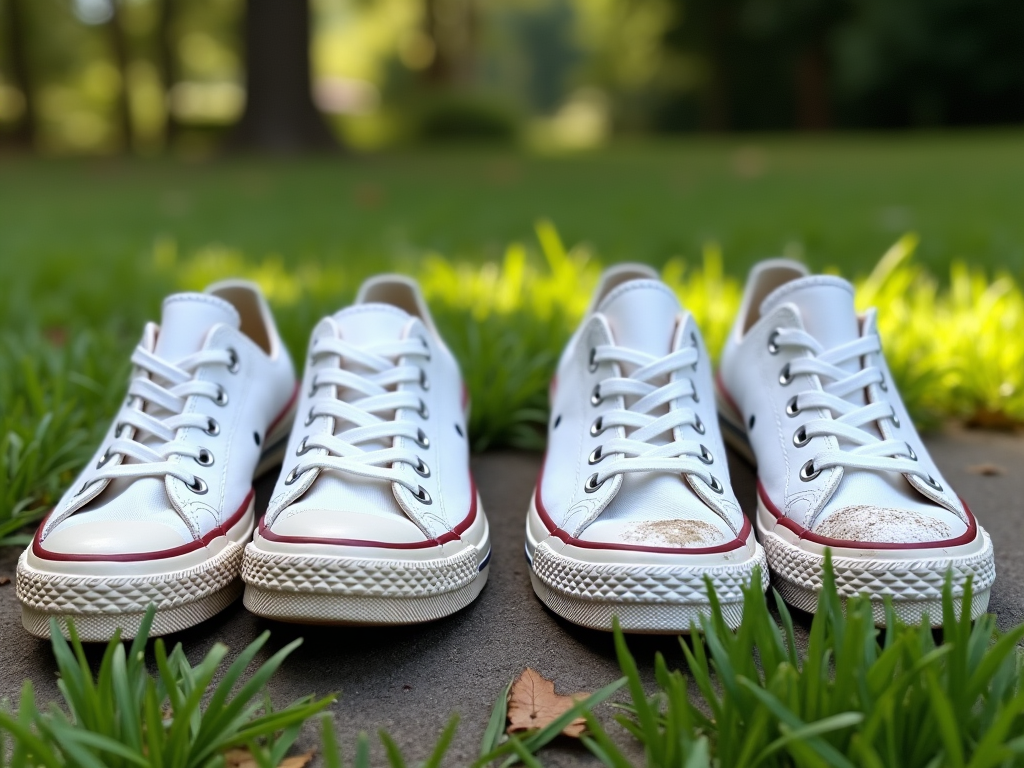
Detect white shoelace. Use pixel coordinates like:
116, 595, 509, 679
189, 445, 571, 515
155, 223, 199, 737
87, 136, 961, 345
772, 327, 935, 486
82, 344, 237, 496
586, 342, 721, 493
286, 336, 432, 500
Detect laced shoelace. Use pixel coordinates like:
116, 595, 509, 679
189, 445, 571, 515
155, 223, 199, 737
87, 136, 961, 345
285, 336, 433, 501
771, 327, 938, 488
584, 341, 722, 494
81, 344, 238, 497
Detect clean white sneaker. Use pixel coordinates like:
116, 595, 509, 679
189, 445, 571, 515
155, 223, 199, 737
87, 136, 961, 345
18, 283, 298, 640
525, 265, 767, 633
716, 260, 995, 625
241, 275, 491, 625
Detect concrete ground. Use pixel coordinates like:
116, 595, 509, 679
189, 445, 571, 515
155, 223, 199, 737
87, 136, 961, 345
1, 426, 1022, 765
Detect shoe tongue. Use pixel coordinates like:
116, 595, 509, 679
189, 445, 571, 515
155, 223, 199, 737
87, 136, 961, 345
332, 303, 411, 346
760, 276, 859, 354
155, 293, 240, 362
596, 279, 681, 362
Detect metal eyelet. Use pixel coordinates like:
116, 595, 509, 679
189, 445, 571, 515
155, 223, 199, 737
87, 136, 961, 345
786, 396, 800, 417
891, 413, 901, 428
413, 485, 432, 504
584, 473, 605, 493
195, 448, 214, 467
413, 458, 431, 478
692, 386, 700, 404
419, 368, 430, 390
588, 446, 605, 464
308, 380, 318, 398
708, 476, 724, 494
214, 385, 229, 406
417, 399, 430, 420
96, 451, 112, 469
187, 476, 208, 494
227, 348, 240, 374
588, 347, 598, 372
455, 423, 464, 437
908, 446, 918, 461
690, 332, 699, 367
284, 467, 303, 485
115, 422, 130, 438
694, 415, 706, 435
415, 429, 430, 449
793, 427, 810, 447
418, 336, 431, 362
925, 475, 943, 491
590, 384, 602, 406
204, 418, 220, 436
799, 460, 821, 481
879, 376, 889, 392
779, 364, 793, 386
699, 445, 714, 465
296, 437, 311, 456
304, 408, 316, 427
768, 331, 781, 354
590, 417, 604, 437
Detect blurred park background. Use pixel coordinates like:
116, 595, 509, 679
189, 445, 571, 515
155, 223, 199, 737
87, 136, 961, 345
3, 0, 1024, 534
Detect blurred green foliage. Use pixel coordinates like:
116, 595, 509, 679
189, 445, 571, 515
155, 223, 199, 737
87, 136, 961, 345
1, 0, 1022, 155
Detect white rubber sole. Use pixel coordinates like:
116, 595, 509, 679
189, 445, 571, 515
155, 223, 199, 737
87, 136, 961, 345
716, 388, 996, 626
17, 409, 296, 641
241, 496, 491, 626
525, 495, 767, 633
18, 502, 254, 641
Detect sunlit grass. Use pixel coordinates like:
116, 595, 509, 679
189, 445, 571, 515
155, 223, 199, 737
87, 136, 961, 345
3, 222, 1024, 538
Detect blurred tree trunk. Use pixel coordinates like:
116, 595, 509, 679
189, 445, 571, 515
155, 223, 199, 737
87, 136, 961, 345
422, 0, 476, 86
795, 41, 831, 130
232, 0, 336, 152
157, 0, 181, 146
107, 0, 134, 151
3, 0, 36, 148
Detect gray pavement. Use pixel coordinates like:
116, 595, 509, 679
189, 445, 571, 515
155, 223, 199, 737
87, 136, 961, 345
1, 427, 1022, 765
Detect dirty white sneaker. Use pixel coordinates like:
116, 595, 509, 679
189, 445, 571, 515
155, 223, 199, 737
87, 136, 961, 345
525, 265, 767, 633
241, 276, 491, 625
18, 283, 298, 640
716, 260, 995, 625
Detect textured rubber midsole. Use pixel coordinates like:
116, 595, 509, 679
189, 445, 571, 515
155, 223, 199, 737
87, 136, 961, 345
525, 494, 767, 632
243, 566, 489, 626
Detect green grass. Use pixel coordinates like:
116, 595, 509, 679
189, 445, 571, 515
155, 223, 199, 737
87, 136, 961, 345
4, 562, 1023, 767
0, 608, 334, 768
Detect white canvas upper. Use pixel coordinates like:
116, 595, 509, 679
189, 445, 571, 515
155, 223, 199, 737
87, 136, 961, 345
539, 265, 747, 550
34, 282, 297, 558
259, 275, 476, 547
717, 260, 972, 543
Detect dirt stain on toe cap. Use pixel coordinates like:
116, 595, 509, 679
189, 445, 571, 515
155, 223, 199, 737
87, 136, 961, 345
622, 519, 726, 547
814, 505, 952, 543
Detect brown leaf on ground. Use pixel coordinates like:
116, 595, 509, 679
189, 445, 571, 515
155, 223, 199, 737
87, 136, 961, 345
507, 668, 588, 738
223, 748, 314, 768
968, 463, 1005, 476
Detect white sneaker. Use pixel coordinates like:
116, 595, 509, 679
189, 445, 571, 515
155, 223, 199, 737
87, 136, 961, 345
525, 265, 767, 633
716, 260, 995, 624
18, 283, 298, 640
241, 276, 491, 625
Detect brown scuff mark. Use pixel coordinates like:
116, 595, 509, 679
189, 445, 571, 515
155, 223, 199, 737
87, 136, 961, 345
622, 519, 724, 547
814, 505, 952, 543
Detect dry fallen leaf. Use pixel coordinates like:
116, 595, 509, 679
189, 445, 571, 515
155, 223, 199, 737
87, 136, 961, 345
968, 463, 1005, 476
507, 668, 588, 738
223, 748, 314, 768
